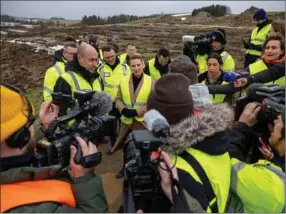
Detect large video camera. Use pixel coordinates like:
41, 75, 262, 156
182, 32, 213, 61
235, 84, 285, 121
35, 90, 117, 168
123, 110, 171, 213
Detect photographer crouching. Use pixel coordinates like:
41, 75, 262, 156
0, 84, 108, 213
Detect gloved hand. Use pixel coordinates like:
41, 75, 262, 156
121, 108, 138, 118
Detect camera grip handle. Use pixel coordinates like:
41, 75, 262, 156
71, 141, 82, 164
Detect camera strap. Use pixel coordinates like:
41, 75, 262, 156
170, 173, 192, 213
179, 151, 219, 213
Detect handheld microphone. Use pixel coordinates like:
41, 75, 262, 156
144, 109, 170, 138
223, 71, 249, 83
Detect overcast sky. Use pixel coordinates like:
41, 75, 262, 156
1, 1, 285, 20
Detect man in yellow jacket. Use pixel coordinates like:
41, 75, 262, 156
43, 41, 78, 101
243, 8, 272, 68
119, 44, 137, 65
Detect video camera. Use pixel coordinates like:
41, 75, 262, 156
235, 84, 285, 121
35, 90, 117, 168
182, 32, 213, 61
123, 110, 171, 213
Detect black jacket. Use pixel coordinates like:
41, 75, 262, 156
53, 49, 66, 65
144, 55, 170, 76
247, 61, 285, 85
54, 55, 102, 96
228, 122, 285, 171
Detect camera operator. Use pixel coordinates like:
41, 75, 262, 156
147, 73, 234, 212
227, 102, 285, 213
0, 84, 108, 213
235, 35, 285, 88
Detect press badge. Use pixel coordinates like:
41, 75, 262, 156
104, 72, 110, 77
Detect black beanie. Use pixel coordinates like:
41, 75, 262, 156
212, 29, 226, 45
147, 73, 194, 125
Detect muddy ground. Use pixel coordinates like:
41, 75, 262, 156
0, 10, 284, 211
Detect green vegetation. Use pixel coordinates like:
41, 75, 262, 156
26, 86, 42, 116
81, 14, 161, 25
192, 4, 232, 17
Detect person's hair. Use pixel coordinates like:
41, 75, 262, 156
89, 34, 98, 43
83, 33, 88, 38
127, 43, 136, 47
169, 55, 198, 85
271, 21, 285, 38
108, 42, 119, 53
158, 48, 170, 57
64, 41, 78, 49
64, 35, 76, 43
101, 45, 115, 53
98, 36, 107, 42
130, 54, 143, 62
263, 34, 285, 56
207, 52, 223, 65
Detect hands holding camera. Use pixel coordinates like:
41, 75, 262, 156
239, 102, 261, 127
39, 100, 100, 178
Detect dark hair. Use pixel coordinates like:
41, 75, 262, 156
89, 34, 98, 43
271, 21, 285, 37
158, 48, 170, 57
108, 42, 119, 53
169, 55, 198, 85
263, 34, 285, 56
207, 52, 223, 65
64, 35, 76, 43
101, 45, 115, 53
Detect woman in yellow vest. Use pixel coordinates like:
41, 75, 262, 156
146, 74, 234, 212
108, 54, 155, 179
198, 53, 232, 105
236, 35, 286, 88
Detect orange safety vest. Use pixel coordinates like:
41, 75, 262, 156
1, 180, 76, 213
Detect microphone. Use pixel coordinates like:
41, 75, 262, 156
223, 71, 249, 83
144, 109, 170, 138
89, 91, 113, 116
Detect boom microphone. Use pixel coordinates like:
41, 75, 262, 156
144, 109, 170, 138
90, 91, 113, 116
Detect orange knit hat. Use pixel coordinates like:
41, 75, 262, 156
1, 85, 31, 142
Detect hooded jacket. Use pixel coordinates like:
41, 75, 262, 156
0, 154, 108, 213
165, 103, 234, 212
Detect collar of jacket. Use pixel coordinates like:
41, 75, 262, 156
154, 54, 171, 73
165, 103, 234, 155
53, 49, 66, 64
261, 54, 286, 65
1, 154, 62, 184
214, 47, 225, 55
104, 56, 121, 70
256, 18, 272, 29
68, 55, 99, 82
